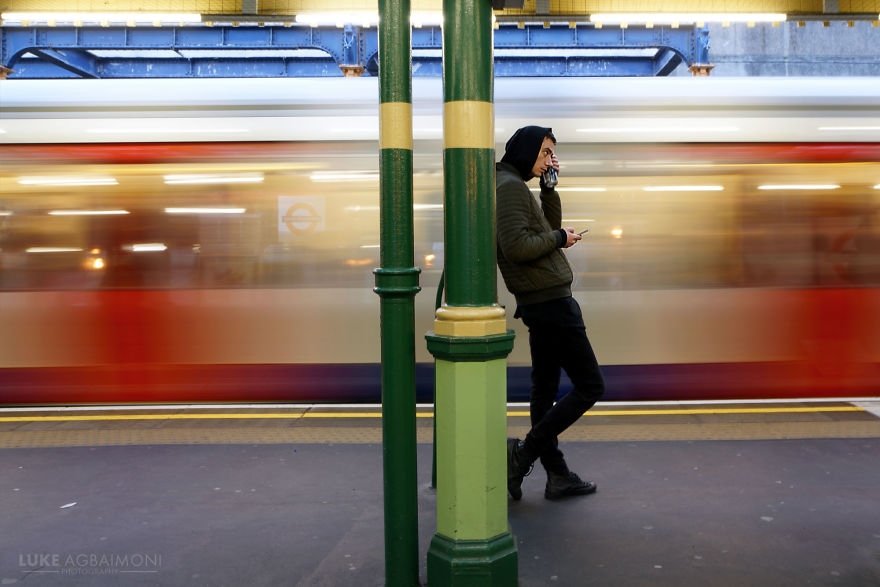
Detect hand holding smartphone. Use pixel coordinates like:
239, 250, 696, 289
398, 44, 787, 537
541, 168, 558, 188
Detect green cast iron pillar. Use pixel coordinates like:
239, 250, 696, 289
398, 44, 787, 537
374, 0, 421, 585
425, 0, 518, 583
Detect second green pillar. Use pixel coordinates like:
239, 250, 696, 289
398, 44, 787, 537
426, 0, 518, 583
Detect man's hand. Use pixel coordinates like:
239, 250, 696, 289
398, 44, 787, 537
562, 227, 582, 248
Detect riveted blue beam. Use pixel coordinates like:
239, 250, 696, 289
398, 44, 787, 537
2, 25, 370, 63
2, 22, 707, 78
493, 53, 683, 76
655, 48, 684, 76
493, 22, 700, 51
98, 57, 343, 77
27, 47, 100, 78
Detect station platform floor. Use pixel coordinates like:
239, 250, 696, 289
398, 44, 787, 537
1, 399, 879, 586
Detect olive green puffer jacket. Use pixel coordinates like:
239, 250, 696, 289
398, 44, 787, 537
495, 161, 573, 307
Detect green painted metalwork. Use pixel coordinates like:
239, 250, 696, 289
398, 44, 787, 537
425, 332, 515, 362
427, 533, 518, 587
432, 358, 510, 538
441, 6, 494, 102
426, 0, 518, 582
379, 152, 416, 267
442, 149, 497, 306
375, 0, 420, 585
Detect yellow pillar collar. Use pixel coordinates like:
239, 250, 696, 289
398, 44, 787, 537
434, 305, 508, 337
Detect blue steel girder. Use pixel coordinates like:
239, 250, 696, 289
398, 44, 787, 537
27, 47, 101, 78
1, 22, 708, 78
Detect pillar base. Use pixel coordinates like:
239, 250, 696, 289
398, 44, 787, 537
427, 531, 518, 586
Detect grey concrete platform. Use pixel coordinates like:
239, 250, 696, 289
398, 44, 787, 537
0, 401, 880, 587
2, 432, 879, 586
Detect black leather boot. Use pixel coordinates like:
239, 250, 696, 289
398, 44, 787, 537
506, 438, 534, 500
544, 470, 597, 500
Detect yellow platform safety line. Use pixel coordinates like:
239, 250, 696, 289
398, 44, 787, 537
0, 405, 865, 423
523, 406, 867, 417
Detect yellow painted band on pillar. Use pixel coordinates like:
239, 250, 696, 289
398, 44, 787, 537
444, 101, 494, 149
434, 304, 507, 336
380, 102, 413, 150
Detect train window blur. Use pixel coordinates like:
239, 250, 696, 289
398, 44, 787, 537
1, 142, 878, 291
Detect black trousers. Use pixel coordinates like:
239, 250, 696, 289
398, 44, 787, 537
517, 296, 605, 474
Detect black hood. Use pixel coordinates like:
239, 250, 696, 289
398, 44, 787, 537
500, 125, 553, 181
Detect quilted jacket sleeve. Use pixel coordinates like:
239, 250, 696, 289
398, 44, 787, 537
496, 169, 564, 264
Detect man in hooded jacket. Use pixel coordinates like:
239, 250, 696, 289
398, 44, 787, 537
496, 125, 606, 501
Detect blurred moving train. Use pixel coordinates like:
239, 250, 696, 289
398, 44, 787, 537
1, 76, 879, 404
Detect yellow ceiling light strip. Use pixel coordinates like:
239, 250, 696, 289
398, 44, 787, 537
1, 11, 202, 25
590, 13, 787, 26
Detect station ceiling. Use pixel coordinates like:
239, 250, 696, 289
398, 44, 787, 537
2, 0, 880, 22
2, 0, 878, 78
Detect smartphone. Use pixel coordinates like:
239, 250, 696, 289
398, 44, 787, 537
577, 228, 590, 235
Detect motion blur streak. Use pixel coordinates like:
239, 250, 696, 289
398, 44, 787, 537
1, 77, 878, 404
